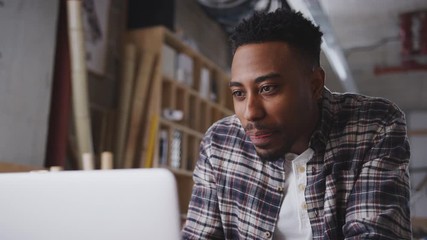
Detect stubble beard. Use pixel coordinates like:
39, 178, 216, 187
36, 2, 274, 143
255, 144, 289, 162
245, 122, 290, 162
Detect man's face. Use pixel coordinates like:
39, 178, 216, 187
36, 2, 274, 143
230, 42, 324, 160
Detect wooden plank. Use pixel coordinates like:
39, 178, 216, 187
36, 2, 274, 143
408, 129, 427, 136
0, 162, 45, 173
412, 217, 427, 235
128, 27, 165, 53
115, 44, 137, 167
183, 88, 190, 128
192, 59, 202, 93
180, 133, 189, 171
140, 54, 162, 168
122, 50, 156, 168
163, 29, 219, 72
159, 119, 204, 139
174, 173, 194, 216
126, 27, 165, 168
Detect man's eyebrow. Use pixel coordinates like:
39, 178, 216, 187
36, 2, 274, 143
229, 72, 281, 87
254, 72, 281, 84
229, 81, 242, 87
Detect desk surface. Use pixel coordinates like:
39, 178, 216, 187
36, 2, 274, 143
0, 162, 45, 173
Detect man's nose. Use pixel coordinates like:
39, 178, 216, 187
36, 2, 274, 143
244, 94, 265, 121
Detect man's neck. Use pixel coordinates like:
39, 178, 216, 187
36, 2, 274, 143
289, 104, 320, 155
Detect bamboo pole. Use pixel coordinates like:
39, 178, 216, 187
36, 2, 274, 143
67, 0, 94, 168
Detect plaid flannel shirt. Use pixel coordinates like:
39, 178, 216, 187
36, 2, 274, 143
182, 88, 411, 239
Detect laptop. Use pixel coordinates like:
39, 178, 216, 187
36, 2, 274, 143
0, 168, 181, 240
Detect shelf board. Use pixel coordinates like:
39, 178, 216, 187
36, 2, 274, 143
163, 28, 221, 72
164, 166, 193, 178
159, 118, 205, 138
162, 76, 234, 116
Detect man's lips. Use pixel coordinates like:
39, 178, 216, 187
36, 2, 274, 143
246, 130, 274, 137
246, 130, 275, 146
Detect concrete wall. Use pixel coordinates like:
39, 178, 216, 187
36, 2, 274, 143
408, 111, 427, 218
0, 0, 58, 166
175, 0, 231, 70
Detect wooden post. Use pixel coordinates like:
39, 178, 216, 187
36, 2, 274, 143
82, 153, 94, 170
101, 151, 113, 170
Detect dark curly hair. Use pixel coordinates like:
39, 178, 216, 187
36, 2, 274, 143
230, 8, 323, 68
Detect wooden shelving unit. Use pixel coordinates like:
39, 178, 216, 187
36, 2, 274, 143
122, 26, 233, 216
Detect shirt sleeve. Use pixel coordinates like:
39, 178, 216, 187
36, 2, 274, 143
342, 107, 412, 239
181, 133, 225, 239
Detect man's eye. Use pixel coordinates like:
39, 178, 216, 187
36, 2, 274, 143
232, 90, 245, 98
232, 90, 242, 96
260, 85, 276, 93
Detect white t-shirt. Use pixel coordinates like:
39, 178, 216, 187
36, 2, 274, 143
273, 148, 314, 240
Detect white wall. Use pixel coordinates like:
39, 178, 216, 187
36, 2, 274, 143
408, 111, 427, 218
0, 0, 58, 166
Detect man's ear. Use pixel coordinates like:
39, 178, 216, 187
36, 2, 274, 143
311, 67, 325, 100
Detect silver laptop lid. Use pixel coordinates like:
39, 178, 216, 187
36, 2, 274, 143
0, 168, 181, 240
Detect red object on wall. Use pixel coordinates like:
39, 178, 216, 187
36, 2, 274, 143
375, 10, 427, 75
400, 13, 413, 57
45, 0, 71, 168
420, 11, 427, 55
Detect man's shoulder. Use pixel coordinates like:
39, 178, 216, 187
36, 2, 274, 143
202, 115, 245, 143
208, 115, 243, 133
327, 90, 405, 120
202, 115, 257, 163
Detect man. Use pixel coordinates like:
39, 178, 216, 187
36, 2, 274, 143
182, 9, 411, 239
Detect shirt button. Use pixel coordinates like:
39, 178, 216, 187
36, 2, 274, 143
298, 184, 305, 191
263, 231, 271, 238
277, 186, 284, 192
302, 203, 308, 210
297, 166, 305, 173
